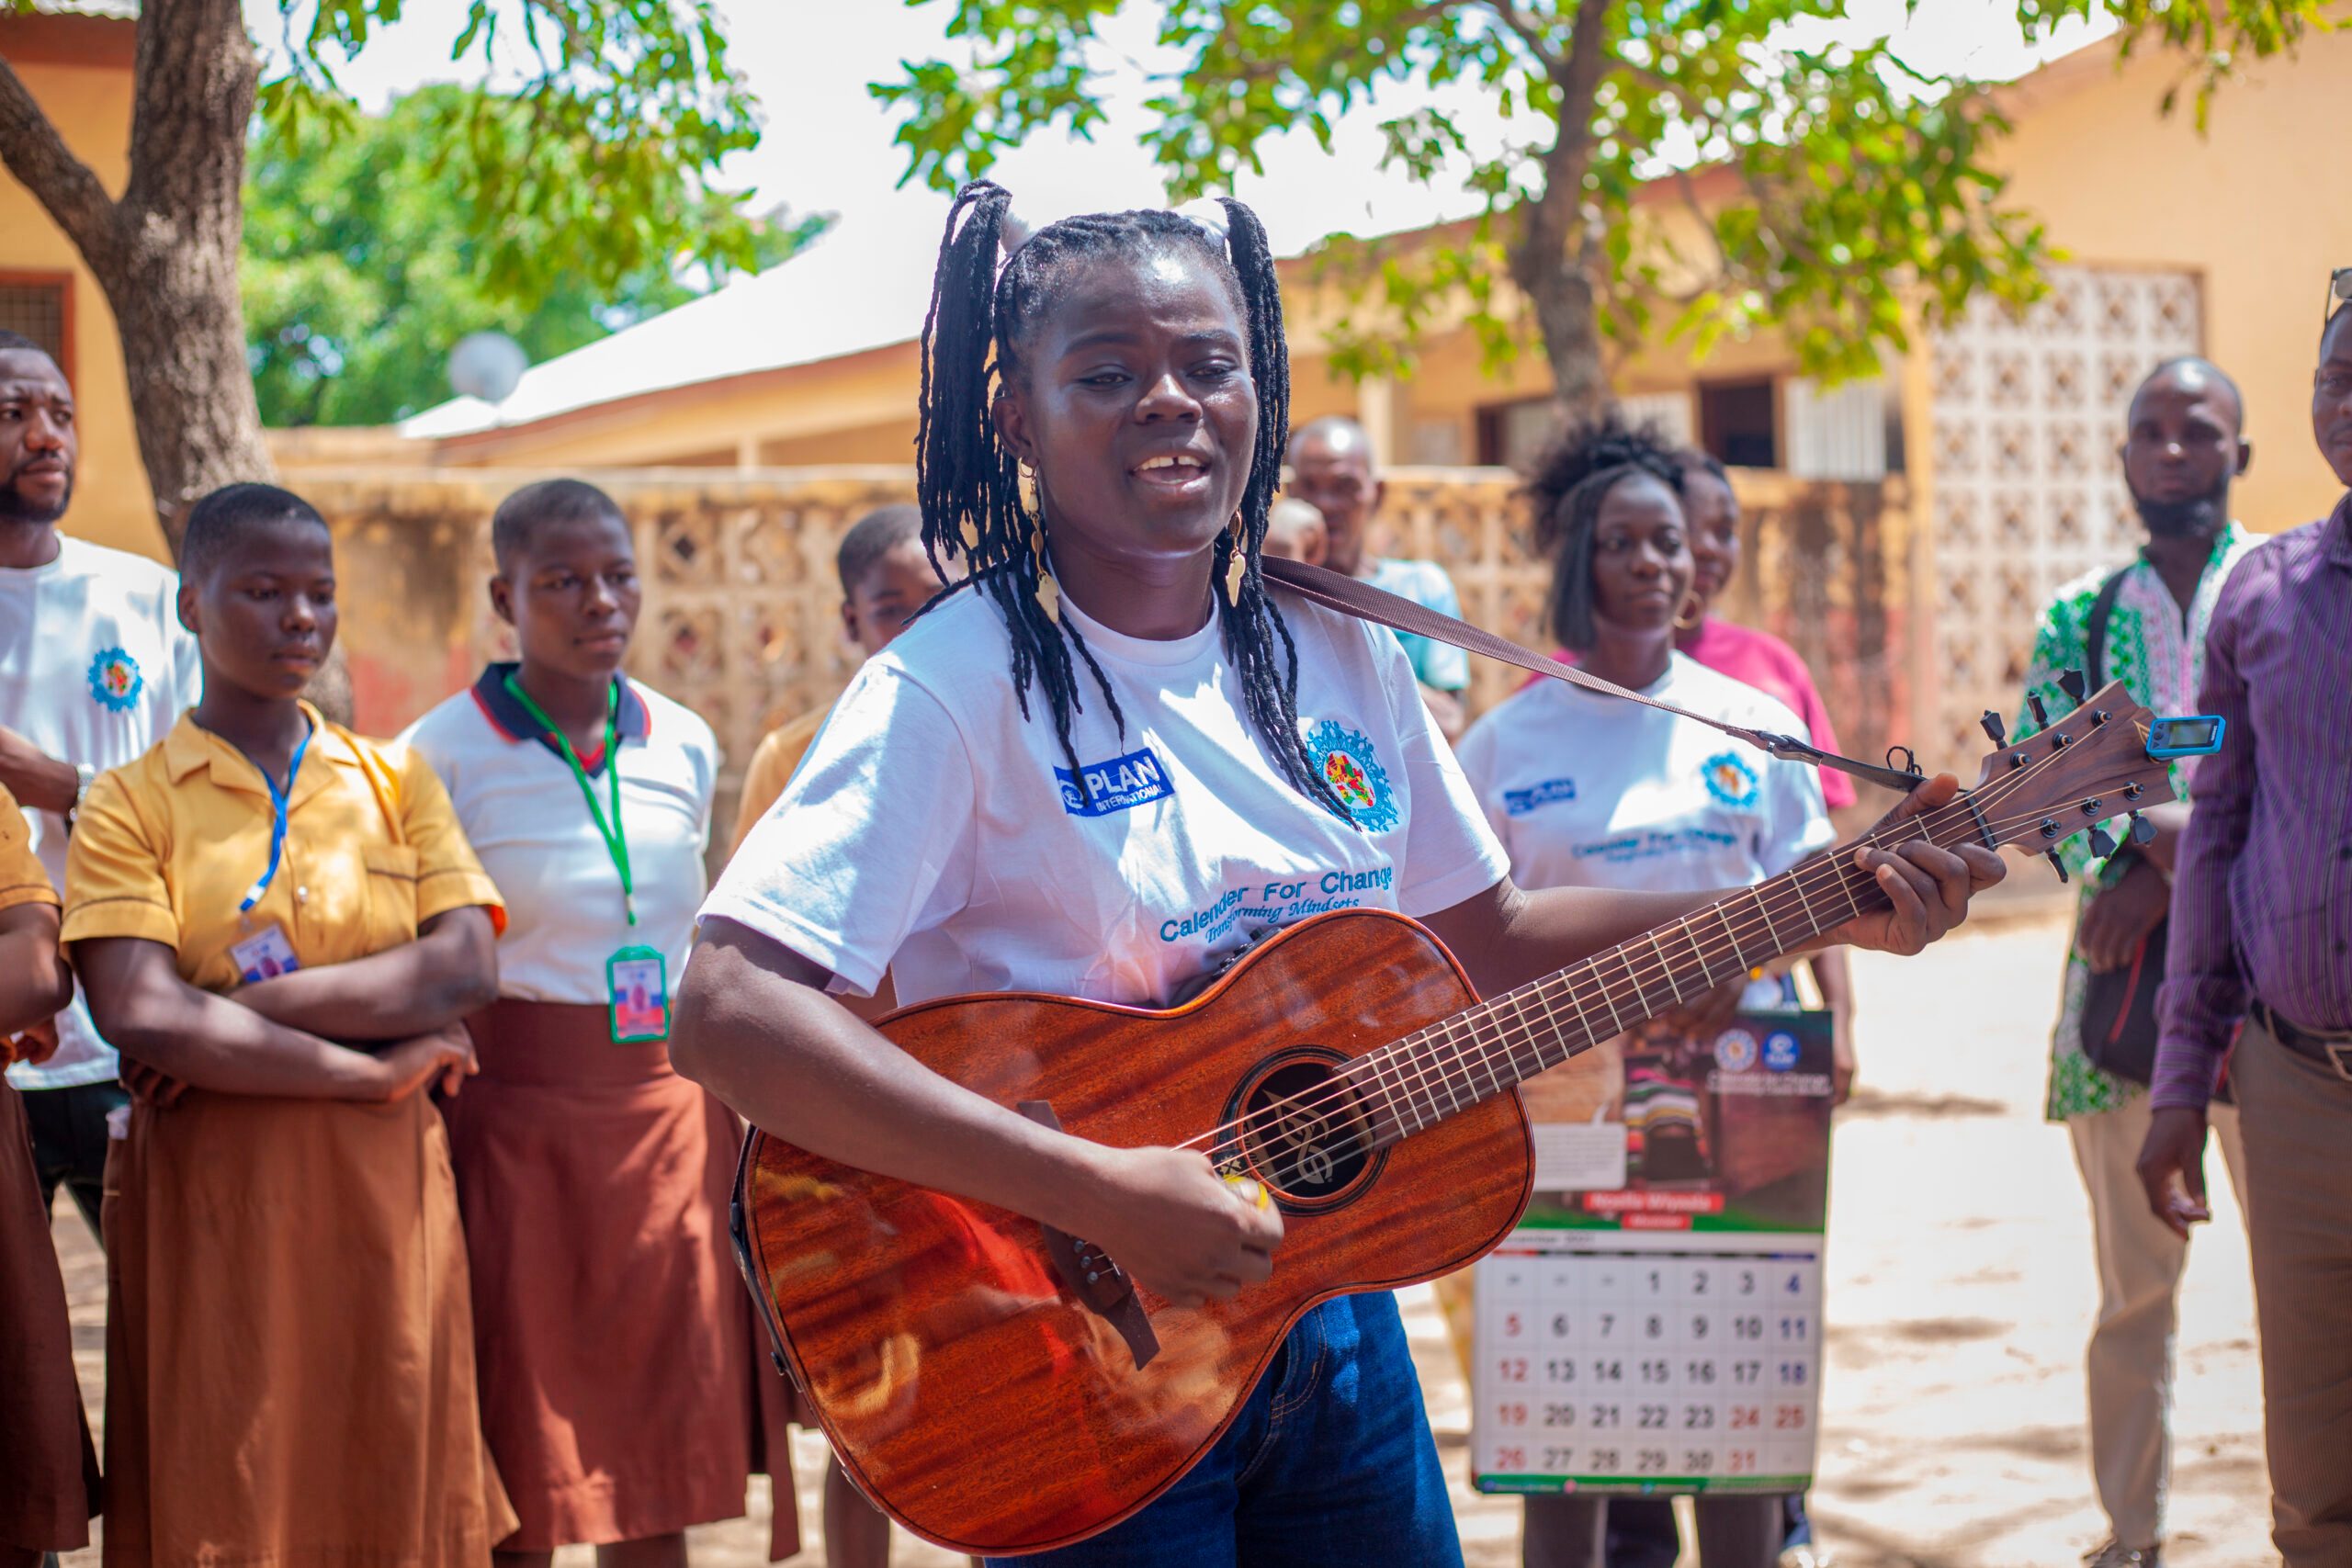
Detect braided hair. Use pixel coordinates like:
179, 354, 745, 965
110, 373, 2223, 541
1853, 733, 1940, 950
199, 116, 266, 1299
1521, 412, 1686, 652
915, 180, 1347, 818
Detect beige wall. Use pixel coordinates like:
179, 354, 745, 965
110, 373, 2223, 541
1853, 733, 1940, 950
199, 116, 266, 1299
0, 16, 164, 560
1989, 31, 2352, 531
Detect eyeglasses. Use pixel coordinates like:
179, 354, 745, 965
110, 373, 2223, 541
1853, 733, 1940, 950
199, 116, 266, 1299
2330, 267, 2352, 327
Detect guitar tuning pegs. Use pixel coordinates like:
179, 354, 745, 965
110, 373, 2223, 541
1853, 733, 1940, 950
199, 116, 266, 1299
2028, 693, 2051, 728
2087, 826, 2119, 859
1980, 710, 2007, 746
2044, 849, 2069, 884
2129, 812, 2157, 846
2058, 669, 2088, 705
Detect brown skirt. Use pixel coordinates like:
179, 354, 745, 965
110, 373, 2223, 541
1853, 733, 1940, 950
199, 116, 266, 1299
101, 1086, 516, 1568
0, 1079, 98, 1553
447, 1000, 797, 1557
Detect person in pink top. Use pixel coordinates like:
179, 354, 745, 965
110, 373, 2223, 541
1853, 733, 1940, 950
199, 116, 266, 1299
1669, 451, 1858, 811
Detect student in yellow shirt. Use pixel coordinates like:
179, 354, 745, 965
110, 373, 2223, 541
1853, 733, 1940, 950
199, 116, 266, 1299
729, 503, 944, 856
0, 785, 85, 1568
64, 483, 515, 1568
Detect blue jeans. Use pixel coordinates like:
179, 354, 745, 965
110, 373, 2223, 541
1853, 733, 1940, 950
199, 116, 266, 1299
987, 1291, 1464, 1568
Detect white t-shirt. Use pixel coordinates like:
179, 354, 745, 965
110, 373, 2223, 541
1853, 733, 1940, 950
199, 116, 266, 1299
2, 535, 202, 1089
1453, 653, 1834, 898
403, 669, 717, 1005
707, 589, 1509, 1010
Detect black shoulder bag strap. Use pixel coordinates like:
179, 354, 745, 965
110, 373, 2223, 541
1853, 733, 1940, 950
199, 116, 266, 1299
1258, 555, 1924, 794
2083, 562, 2132, 696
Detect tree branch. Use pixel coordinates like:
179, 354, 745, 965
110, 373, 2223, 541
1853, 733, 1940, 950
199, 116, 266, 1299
0, 56, 121, 271
1485, 0, 1563, 72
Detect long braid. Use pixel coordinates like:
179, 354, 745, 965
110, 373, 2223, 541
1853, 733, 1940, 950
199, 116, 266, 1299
914, 181, 1349, 821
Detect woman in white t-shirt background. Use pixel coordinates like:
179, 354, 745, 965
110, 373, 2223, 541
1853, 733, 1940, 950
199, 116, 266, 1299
676, 183, 1996, 1567
1455, 417, 1849, 1568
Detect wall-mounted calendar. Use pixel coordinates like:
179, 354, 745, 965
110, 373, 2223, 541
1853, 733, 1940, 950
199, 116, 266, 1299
1470, 1010, 1835, 1495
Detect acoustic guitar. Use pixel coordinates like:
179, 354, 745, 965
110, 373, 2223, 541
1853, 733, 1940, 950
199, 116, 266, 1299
731, 682, 2214, 1556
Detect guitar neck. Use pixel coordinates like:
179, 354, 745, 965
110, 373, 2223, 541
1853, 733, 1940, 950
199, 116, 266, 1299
1353, 840, 1890, 1149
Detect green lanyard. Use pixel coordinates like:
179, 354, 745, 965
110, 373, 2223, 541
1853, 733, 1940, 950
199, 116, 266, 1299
503, 674, 636, 926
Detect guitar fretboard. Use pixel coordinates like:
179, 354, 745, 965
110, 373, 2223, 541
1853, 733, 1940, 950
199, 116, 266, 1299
1345, 841, 1892, 1149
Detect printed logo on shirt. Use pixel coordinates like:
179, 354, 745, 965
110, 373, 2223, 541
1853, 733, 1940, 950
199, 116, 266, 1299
1303, 718, 1400, 833
87, 646, 142, 713
1056, 746, 1174, 818
1700, 750, 1760, 809
1503, 776, 1577, 817
1762, 1031, 1802, 1073
1713, 1027, 1759, 1074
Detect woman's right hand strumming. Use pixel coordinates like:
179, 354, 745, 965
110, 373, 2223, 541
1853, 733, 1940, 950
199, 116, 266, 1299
1073, 1145, 1284, 1308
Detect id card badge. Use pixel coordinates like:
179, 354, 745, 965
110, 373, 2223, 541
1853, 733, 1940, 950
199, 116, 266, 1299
229, 923, 302, 985
606, 944, 670, 1043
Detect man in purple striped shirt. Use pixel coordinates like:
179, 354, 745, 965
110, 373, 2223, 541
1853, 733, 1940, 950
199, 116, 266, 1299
2138, 285, 2352, 1566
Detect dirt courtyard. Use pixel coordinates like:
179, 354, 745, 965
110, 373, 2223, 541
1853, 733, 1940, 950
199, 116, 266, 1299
49, 908, 2272, 1565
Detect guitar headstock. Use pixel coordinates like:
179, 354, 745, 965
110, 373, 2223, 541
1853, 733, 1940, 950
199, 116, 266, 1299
1942, 677, 2223, 879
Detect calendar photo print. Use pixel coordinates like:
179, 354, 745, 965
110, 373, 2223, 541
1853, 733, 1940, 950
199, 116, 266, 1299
1465, 1010, 1834, 1495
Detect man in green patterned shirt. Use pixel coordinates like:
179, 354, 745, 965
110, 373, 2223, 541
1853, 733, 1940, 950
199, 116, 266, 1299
2014, 358, 2257, 1568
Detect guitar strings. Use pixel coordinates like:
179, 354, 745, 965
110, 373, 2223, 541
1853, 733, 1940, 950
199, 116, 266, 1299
1183, 728, 2132, 1168
1211, 744, 2126, 1168
1222, 771, 2104, 1166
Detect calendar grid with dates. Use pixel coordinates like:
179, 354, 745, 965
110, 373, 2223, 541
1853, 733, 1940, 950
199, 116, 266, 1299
1472, 1238, 1823, 1493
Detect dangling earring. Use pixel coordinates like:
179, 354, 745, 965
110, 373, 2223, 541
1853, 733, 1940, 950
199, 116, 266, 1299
1031, 519, 1060, 626
1015, 458, 1059, 623
1673, 592, 1705, 632
1221, 513, 1248, 606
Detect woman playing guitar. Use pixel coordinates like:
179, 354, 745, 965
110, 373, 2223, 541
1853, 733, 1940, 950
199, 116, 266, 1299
674, 181, 2003, 1566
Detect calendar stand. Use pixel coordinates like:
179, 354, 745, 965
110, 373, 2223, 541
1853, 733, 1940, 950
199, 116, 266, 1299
1471, 1010, 1834, 1495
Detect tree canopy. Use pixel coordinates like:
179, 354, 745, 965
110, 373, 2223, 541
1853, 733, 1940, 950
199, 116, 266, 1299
874, 0, 2337, 412
244, 85, 824, 427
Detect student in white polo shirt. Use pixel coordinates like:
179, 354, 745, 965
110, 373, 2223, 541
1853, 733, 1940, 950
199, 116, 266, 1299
1455, 416, 1840, 1568
403, 479, 791, 1566
0, 330, 201, 1235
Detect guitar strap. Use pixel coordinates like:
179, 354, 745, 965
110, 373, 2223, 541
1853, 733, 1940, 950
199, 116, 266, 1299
1258, 554, 1926, 794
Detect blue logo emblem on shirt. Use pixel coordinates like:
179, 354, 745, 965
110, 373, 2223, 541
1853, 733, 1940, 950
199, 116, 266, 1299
1303, 718, 1400, 833
88, 647, 142, 713
1763, 1031, 1802, 1073
1713, 1028, 1759, 1073
1701, 750, 1760, 808
1503, 776, 1577, 817
1057, 746, 1174, 817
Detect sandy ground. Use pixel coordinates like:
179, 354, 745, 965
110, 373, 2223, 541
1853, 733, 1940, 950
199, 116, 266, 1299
50, 907, 2273, 1566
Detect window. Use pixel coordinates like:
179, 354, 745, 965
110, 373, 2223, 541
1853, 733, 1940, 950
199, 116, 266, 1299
1698, 378, 1779, 468
0, 275, 72, 378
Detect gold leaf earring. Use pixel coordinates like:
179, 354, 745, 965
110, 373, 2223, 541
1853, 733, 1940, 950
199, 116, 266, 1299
1222, 513, 1248, 605
1031, 513, 1060, 626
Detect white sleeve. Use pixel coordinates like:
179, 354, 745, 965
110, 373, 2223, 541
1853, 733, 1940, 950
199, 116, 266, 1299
1451, 709, 1509, 841
1756, 754, 1835, 875
698, 661, 977, 997
1365, 622, 1509, 917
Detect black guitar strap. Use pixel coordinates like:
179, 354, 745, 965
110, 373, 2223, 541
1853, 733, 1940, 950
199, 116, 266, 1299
1259, 555, 1925, 794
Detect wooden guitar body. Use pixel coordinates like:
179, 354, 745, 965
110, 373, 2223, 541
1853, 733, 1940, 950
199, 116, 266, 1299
733, 908, 1532, 1556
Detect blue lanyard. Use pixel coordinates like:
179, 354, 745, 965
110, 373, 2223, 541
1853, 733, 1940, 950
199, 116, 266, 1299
239, 724, 314, 913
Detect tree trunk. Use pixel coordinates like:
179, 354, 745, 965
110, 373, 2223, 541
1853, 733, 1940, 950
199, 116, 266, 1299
1507, 0, 1613, 426
112, 0, 276, 547
0, 0, 275, 552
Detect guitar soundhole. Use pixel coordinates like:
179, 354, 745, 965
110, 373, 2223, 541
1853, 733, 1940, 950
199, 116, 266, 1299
1224, 1048, 1385, 1213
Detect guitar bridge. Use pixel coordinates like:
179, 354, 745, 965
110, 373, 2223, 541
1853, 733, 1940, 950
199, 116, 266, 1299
1016, 1100, 1161, 1371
